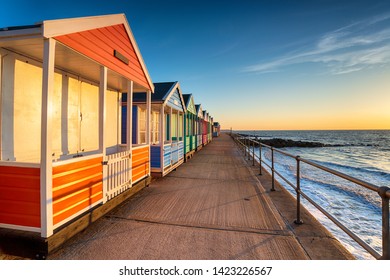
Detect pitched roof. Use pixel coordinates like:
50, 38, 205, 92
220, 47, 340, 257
133, 82, 177, 102
0, 14, 154, 92
195, 104, 202, 113
182, 94, 192, 108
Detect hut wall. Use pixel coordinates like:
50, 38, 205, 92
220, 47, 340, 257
52, 155, 103, 227
131, 145, 149, 183
0, 164, 41, 229
150, 145, 161, 169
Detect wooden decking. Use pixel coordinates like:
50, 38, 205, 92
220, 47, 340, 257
47, 133, 353, 260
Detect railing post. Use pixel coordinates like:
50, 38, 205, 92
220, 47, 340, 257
259, 144, 262, 175
252, 140, 255, 166
379, 186, 390, 259
248, 138, 251, 161
294, 156, 303, 224
271, 147, 275, 191
244, 138, 247, 157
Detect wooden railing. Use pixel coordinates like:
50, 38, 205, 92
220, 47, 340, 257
104, 151, 131, 201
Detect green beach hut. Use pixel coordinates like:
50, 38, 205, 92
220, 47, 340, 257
183, 94, 197, 161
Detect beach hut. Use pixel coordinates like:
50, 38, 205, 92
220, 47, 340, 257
202, 110, 209, 146
209, 116, 213, 142
213, 122, 221, 137
0, 14, 154, 240
183, 94, 197, 161
195, 104, 203, 151
132, 82, 186, 177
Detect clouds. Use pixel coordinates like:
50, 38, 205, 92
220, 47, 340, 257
243, 12, 390, 75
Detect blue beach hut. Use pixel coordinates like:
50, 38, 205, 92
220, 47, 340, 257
132, 82, 186, 177
213, 122, 221, 137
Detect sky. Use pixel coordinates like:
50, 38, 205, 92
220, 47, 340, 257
1, 0, 390, 130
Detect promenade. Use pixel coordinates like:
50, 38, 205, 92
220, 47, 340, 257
48, 133, 353, 260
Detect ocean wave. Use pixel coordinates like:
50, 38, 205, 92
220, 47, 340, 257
260, 152, 383, 207
308, 159, 390, 180
298, 172, 382, 209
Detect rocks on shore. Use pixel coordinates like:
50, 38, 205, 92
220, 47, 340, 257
238, 134, 329, 148
257, 138, 327, 148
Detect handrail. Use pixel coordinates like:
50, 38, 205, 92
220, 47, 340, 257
231, 133, 390, 260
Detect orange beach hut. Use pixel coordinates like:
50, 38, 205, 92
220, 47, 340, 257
0, 14, 154, 239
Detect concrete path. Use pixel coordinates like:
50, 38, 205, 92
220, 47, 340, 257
49, 133, 354, 260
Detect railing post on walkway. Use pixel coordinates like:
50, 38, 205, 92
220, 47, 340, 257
248, 138, 251, 161
379, 186, 390, 260
244, 137, 247, 157
294, 156, 303, 224
259, 144, 262, 175
271, 147, 275, 191
252, 140, 255, 166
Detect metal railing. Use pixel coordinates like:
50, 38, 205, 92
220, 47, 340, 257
231, 133, 390, 260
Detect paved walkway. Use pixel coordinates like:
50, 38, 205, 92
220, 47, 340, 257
49, 133, 354, 260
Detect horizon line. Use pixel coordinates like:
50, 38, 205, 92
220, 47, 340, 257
224, 128, 390, 131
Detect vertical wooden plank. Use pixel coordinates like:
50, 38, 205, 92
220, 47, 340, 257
99, 66, 107, 203
61, 75, 69, 157
41, 38, 56, 238
146, 90, 151, 145
170, 107, 173, 143
118, 91, 122, 149
99, 66, 107, 153
1, 54, 16, 161
126, 81, 133, 150
146, 90, 151, 176
0, 51, 2, 159
160, 105, 165, 172
127, 81, 133, 185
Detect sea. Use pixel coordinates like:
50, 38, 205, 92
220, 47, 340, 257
237, 130, 390, 260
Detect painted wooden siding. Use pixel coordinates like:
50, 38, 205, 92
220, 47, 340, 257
202, 135, 208, 145
151, 145, 161, 169
55, 24, 151, 90
171, 142, 179, 164
163, 144, 171, 168
185, 136, 191, 154
186, 97, 196, 115
52, 156, 103, 226
197, 134, 203, 147
178, 141, 184, 160
132, 146, 149, 183
0, 166, 40, 228
191, 135, 196, 151
167, 89, 184, 112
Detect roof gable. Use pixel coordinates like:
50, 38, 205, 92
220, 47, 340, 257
183, 94, 196, 115
132, 81, 186, 112
41, 14, 153, 92
0, 14, 153, 92
195, 104, 203, 118
164, 82, 186, 112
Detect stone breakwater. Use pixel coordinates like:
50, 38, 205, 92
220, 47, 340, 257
237, 134, 377, 148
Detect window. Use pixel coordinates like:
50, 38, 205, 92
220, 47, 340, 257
178, 113, 183, 140
171, 113, 177, 140
138, 107, 146, 144
151, 111, 160, 144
